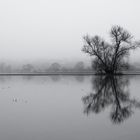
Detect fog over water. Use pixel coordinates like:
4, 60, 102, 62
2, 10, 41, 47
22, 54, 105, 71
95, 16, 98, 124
1, 1, 140, 140
0, 0, 140, 63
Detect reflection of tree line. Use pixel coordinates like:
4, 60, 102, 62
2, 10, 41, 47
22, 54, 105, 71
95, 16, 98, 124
82, 76, 140, 124
22, 75, 85, 82
0, 75, 85, 83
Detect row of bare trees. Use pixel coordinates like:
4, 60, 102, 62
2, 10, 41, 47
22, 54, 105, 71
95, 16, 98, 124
0, 62, 92, 73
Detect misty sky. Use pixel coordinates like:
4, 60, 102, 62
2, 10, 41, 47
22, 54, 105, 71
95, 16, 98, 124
0, 0, 140, 63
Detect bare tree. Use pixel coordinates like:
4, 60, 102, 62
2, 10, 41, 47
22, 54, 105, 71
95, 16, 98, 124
74, 61, 85, 72
48, 63, 61, 72
82, 25, 140, 74
21, 64, 35, 73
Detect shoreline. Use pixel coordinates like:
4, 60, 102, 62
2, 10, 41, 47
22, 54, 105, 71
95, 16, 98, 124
0, 72, 140, 76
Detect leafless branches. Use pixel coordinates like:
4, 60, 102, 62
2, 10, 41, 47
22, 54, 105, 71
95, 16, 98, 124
82, 25, 140, 74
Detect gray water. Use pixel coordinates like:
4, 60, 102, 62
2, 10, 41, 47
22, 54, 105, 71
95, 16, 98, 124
0, 75, 140, 140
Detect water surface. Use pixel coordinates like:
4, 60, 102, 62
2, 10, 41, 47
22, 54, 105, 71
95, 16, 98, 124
0, 75, 140, 140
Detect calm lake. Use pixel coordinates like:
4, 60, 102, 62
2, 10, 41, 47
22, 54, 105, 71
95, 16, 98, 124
0, 75, 140, 140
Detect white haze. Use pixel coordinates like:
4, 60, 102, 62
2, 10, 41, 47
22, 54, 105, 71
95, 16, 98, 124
0, 0, 140, 63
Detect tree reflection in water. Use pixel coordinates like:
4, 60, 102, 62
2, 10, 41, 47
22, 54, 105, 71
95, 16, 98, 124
82, 76, 140, 124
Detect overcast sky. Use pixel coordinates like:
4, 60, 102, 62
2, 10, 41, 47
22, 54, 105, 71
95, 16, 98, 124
0, 0, 140, 63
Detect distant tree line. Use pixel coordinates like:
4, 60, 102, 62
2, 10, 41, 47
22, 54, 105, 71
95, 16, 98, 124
0, 61, 93, 73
